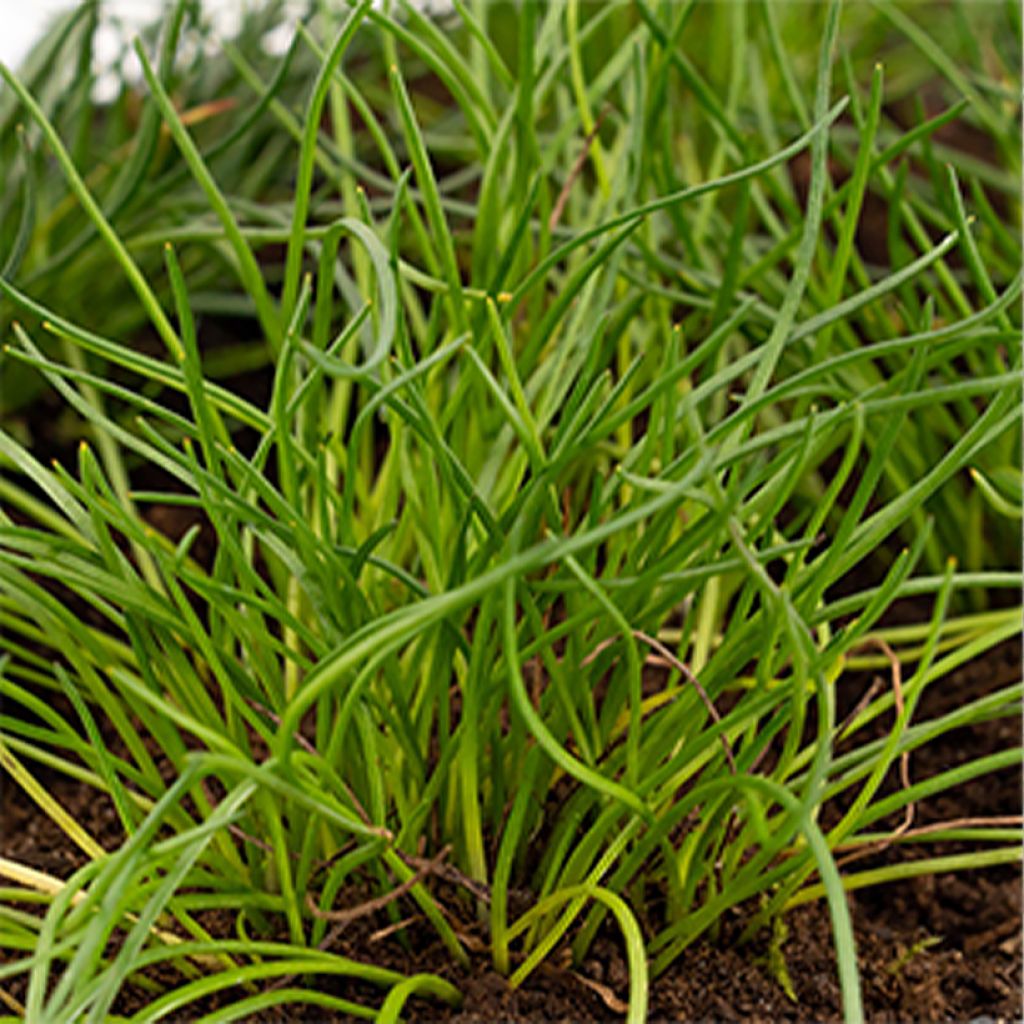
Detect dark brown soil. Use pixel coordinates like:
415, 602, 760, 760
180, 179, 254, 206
2, 638, 1019, 1022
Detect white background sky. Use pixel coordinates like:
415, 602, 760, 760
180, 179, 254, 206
0, 1, 317, 100
0, 0, 451, 72
2, 1, 163, 69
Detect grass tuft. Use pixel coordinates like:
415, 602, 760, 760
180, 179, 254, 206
0, 1, 1019, 1020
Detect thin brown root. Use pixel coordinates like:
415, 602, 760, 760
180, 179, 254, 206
307, 844, 452, 924
548, 106, 611, 234
837, 638, 912, 869
369, 915, 422, 943
583, 630, 736, 772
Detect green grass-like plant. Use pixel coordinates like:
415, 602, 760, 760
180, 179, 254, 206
0, 2, 1020, 1021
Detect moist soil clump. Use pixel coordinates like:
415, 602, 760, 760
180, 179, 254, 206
1, 643, 1019, 1022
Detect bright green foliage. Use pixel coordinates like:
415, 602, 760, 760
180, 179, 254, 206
0, 2, 1020, 1022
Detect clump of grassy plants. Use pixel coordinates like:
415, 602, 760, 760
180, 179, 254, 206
0, 2, 1020, 1021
